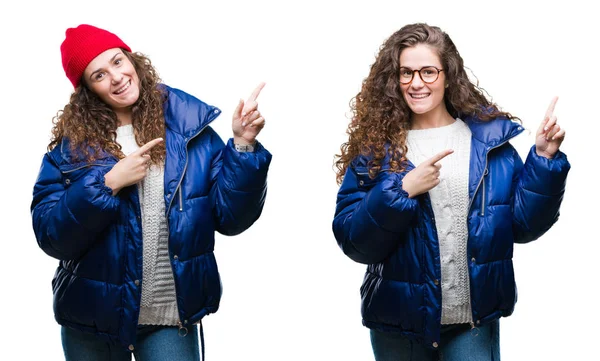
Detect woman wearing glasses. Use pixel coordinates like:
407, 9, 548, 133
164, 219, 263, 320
332, 23, 570, 360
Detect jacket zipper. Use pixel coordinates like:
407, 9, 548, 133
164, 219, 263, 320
468, 139, 513, 212
466, 126, 523, 323
177, 321, 188, 337
480, 168, 488, 216
165, 108, 221, 327
166, 114, 217, 215
178, 188, 183, 212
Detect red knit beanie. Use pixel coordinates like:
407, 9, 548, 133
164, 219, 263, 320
61, 24, 131, 88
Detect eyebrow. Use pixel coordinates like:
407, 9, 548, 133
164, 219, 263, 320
89, 52, 122, 80
400, 65, 439, 70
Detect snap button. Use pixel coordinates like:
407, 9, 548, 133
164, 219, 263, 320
476, 320, 481, 325
471, 257, 476, 263
359, 180, 364, 186
134, 280, 140, 286
434, 279, 439, 286
128, 345, 134, 351
214, 109, 219, 114
65, 179, 71, 185
174, 255, 178, 260
432, 342, 438, 348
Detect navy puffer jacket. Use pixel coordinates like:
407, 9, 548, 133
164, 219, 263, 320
333, 116, 569, 349
31, 86, 272, 350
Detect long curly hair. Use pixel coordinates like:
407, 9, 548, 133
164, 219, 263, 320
335, 23, 518, 184
48, 50, 166, 164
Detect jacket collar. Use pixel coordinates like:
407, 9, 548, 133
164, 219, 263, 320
162, 85, 221, 138
461, 115, 524, 147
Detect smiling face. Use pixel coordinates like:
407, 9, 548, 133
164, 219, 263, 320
83, 48, 140, 116
399, 44, 447, 117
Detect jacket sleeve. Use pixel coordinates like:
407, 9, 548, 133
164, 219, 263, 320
209, 136, 272, 236
512, 145, 570, 243
332, 166, 419, 264
31, 154, 121, 260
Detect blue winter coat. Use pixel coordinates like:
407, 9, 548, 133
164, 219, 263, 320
31, 86, 272, 351
333, 116, 570, 349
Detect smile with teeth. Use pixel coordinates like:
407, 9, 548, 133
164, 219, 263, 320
114, 80, 131, 95
410, 93, 430, 99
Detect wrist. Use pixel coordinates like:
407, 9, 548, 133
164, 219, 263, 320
401, 180, 415, 198
535, 148, 555, 159
104, 171, 122, 196
233, 136, 256, 146
233, 137, 257, 152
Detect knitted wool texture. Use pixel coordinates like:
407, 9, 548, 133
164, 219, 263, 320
116, 125, 179, 326
406, 119, 473, 325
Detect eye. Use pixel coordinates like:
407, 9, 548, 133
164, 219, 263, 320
400, 68, 412, 76
94, 72, 105, 81
114, 58, 122, 65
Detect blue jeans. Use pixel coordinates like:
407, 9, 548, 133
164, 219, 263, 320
370, 320, 500, 361
61, 324, 201, 361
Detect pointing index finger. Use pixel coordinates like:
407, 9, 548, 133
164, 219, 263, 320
247, 82, 266, 102
544, 96, 559, 121
426, 149, 454, 165
136, 138, 163, 154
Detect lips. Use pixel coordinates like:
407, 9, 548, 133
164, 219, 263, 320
113, 80, 131, 95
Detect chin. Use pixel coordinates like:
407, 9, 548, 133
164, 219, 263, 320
409, 106, 433, 115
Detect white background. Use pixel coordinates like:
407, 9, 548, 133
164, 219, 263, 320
0, 0, 597, 360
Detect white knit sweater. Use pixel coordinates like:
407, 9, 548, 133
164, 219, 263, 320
116, 125, 179, 326
406, 119, 473, 325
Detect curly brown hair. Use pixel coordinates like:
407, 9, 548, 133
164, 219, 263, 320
335, 23, 519, 184
48, 50, 166, 164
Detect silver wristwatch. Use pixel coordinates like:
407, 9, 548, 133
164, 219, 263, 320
234, 142, 256, 152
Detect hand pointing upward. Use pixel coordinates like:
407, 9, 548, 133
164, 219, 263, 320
233, 82, 266, 146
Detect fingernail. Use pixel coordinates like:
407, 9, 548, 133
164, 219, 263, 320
242, 112, 246, 117
242, 122, 246, 127
544, 127, 548, 131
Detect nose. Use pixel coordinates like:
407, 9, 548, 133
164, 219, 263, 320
410, 70, 425, 89
109, 69, 124, 85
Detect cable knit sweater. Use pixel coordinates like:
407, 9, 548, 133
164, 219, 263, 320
116, 125, 179, 326
406, 119, 473, 325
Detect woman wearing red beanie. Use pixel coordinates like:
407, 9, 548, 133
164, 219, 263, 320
31, 24, 272, 361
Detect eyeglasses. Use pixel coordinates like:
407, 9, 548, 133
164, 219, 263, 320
399, 66, 444, 84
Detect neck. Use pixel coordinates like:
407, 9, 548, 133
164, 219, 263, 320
115, 108, 133, 126
411, 106, 455, 130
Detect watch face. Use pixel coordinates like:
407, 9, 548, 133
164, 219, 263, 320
235, 143, 254, 152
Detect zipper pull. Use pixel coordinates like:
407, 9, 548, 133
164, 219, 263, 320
470, 322, 480, 337
178, 321, 188, 337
